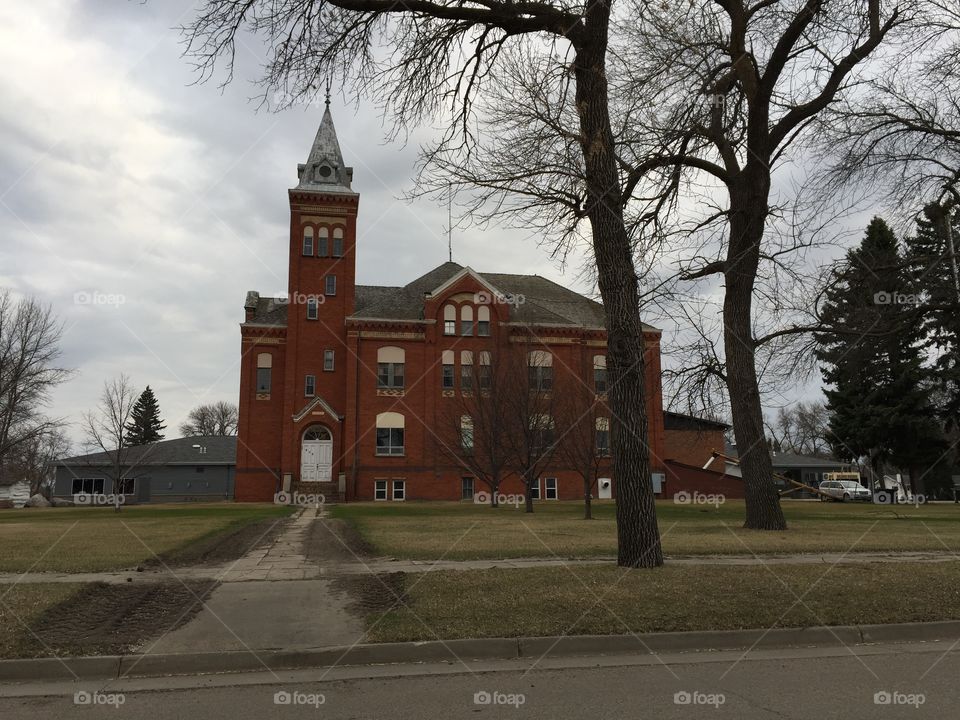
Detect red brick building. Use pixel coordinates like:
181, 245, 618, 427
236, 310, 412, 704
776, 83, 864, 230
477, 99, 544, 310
235, 106, 667, 502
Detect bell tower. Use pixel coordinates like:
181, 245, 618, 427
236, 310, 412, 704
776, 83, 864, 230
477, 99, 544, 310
281, 99, 359, 497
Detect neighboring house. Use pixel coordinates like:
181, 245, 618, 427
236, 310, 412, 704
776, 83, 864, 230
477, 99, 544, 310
53, 436, 236, 503
0, 479, 31, 508
721, 443, 854, 497
235, 101, 668, 503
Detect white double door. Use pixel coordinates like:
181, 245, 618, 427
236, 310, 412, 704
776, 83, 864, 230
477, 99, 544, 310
301, 439, 333, 482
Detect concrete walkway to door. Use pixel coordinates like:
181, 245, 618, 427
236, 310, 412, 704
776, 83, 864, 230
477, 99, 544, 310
144, 508, 365, 654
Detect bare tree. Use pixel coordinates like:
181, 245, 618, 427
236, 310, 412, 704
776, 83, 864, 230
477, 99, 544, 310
765, 401, 832, 457
6, 426, 71, 497
603, 0, 939, 530
438, 352, 515, 507
179, 401, 239, 437
554, 379, 610, 519
0, 289, 70, 486
183, 0, 664, 565
82, 375, 138, 511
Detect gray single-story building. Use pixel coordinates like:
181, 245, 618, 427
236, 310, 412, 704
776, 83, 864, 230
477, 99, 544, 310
53, 436, 237, 503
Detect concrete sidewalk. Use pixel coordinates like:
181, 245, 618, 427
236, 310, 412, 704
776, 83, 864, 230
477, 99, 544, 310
1, 548, 958, 585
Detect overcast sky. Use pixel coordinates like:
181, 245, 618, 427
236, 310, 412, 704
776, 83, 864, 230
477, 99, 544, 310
2, 0, 611, 448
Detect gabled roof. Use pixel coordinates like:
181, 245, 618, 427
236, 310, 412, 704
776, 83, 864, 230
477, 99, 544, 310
243, 262, 661, 331
56, 436, 237, 467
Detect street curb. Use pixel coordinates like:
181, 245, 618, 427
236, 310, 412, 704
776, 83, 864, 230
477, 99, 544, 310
3, 621, 960, 683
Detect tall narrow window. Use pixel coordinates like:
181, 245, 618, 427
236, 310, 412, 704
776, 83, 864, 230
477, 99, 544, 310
460, 305, 474, 336
304, 374, 316, 397
377, 347, 405, 389
441, 349, 455, 389
392, 479, 406, 501
306, 297, 318, 320
593, 355, 608, 394
596, 417, 611, 456
323, 349, 335, 371
375, 412, 405, 455
477, 306, 491, 336
332, 227, 344, 257
256, 353, 272, 393
317, 227, 329, 257
460, 350, 473, 392
528, 351, 553, 391
460, 415, 474, 451
302, 227, 314, 256
443, 304, 456, 335
325, 275, 337, 296
478, 351, 492, 390
374, 479, 388, 500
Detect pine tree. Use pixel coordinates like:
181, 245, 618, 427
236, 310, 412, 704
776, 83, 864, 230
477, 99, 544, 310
906, 205, 960, 431
124, 386, 166, 446
816, 218, 943, 494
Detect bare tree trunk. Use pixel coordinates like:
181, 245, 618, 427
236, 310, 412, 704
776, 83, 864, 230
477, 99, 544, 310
524, 475, 534, 513
725, 169, 787, 531
574, 12, 662, 567
584, 476, 593, 520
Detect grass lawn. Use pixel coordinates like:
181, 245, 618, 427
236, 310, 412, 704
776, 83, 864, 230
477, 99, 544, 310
367, 562, 960, 642
0, 583, 86, 657
331, 499, 960, 560
0, 504, 293, 573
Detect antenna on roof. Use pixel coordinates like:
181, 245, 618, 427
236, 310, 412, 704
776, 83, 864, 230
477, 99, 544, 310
446, 193, 453, 263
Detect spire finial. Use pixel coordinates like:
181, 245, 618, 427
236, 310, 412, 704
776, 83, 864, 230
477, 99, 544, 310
324, 77, 331, 108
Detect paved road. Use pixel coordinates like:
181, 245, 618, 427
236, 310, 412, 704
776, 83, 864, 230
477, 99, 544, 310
1, 641, 956, 718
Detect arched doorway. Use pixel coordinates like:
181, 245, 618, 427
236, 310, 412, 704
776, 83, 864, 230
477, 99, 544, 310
301, 426, 333, 482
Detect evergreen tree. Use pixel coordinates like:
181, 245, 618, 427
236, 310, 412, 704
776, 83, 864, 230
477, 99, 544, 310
816, 218, 943, 494
123, 386, 166, 446
906, 205, 960, 432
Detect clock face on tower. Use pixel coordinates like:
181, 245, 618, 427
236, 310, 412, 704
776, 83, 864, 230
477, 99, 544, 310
318, 165, 332, 178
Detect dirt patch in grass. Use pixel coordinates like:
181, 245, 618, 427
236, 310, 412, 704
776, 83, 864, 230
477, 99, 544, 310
336, 572, 408, 618
13, 581, 218, 658
305, 516, 376, 564
366, 561, 960, 642
149, 515, 290, 568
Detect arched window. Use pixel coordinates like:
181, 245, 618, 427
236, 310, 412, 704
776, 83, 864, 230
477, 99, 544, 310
596, 417, 611, 456
531, 414, 555, 453
304, 426, 332, 442
460, 305, 474, 336
443, 304, 456, 335
375, 412, 405, 455
528, 351, 553, 391
317, 227, 329, 257
460, 350, 473, 392
593, 355, 608, 393
332, 227, 344, 257
256, 353, 272, 393
477, 305, 491, 336
302, 227, 314, 256
441, 349, 455, 389
377, 347, 405, 389
460, 415, 474, 451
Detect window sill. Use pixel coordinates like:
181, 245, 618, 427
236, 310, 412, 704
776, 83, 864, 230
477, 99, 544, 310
375, 453, 405, 458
